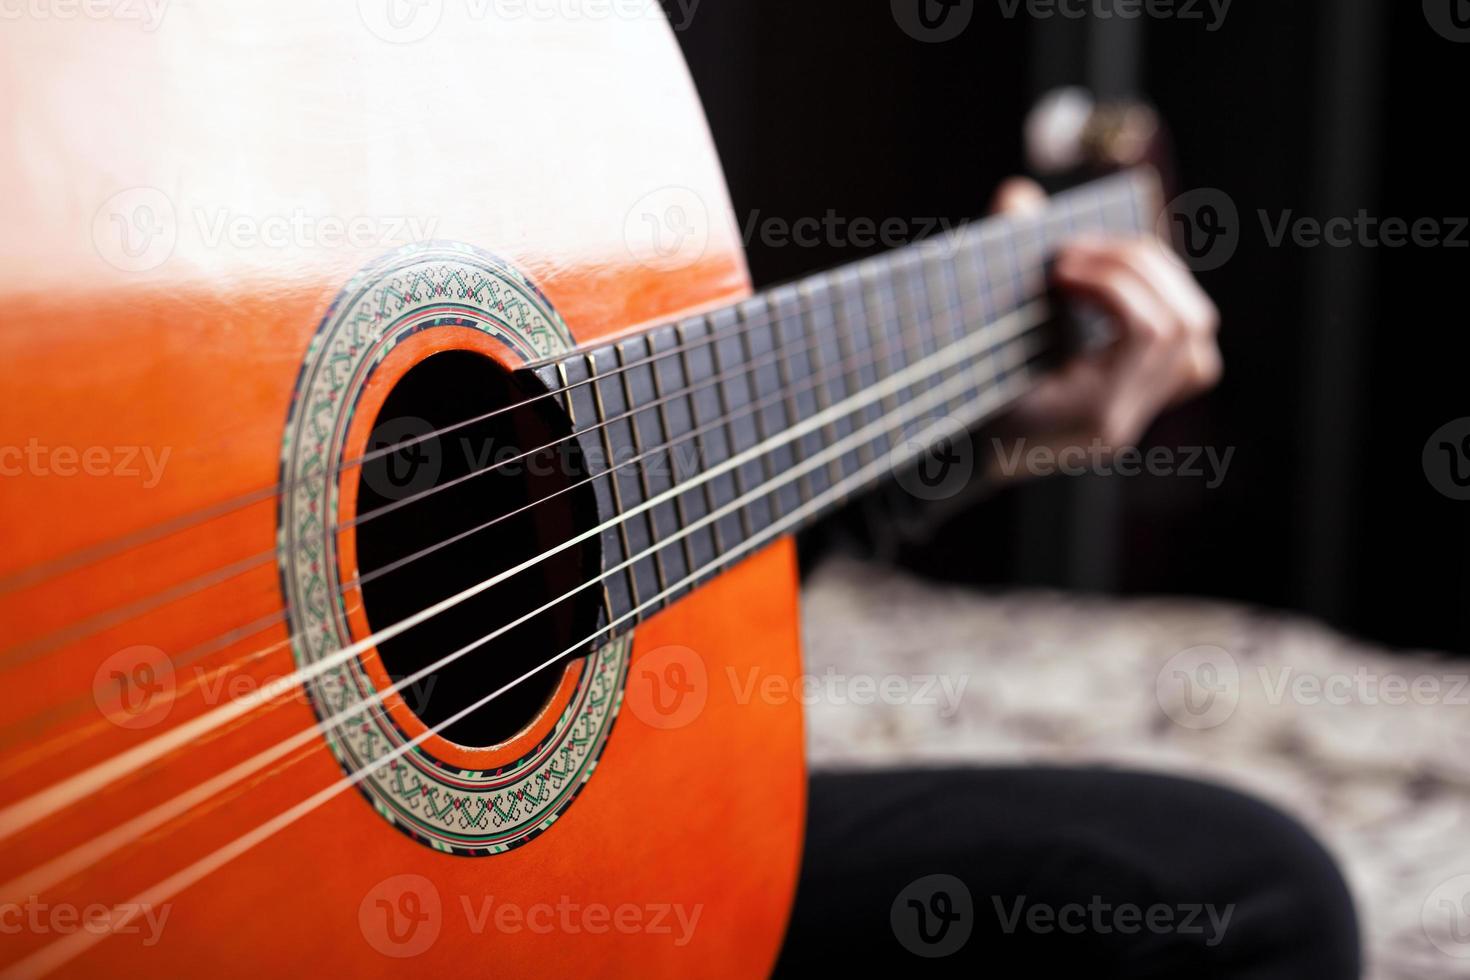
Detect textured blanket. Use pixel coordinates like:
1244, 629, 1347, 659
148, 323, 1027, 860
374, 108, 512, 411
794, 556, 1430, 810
800, 557, 1470, 979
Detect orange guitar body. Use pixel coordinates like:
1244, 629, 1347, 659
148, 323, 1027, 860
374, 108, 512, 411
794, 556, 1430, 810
0, 5, 805, 976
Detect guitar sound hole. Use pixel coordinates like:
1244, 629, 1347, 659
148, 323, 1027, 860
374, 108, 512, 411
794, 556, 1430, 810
354, 349, 602, 748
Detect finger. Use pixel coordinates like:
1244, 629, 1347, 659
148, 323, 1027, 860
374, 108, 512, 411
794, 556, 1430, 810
989, 177, 1048, 216
1060, 240, 1222, 394
1068, 237, 1219, 339
1052, 247, 1178, 350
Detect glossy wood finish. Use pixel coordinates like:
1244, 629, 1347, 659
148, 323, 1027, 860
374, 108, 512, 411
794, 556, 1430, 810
0, 5, 804, 976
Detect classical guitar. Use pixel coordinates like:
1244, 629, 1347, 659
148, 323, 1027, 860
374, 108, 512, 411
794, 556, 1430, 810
0, 6, 1158, 976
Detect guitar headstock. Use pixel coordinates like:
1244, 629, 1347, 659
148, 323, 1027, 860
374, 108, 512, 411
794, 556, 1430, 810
1024, 87, 1174, 217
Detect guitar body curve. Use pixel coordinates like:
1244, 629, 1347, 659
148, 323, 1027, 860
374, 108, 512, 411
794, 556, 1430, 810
0, 5, 805, 976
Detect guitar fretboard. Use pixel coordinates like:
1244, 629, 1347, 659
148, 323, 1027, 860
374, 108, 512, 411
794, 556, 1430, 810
532, 169, 1157, 638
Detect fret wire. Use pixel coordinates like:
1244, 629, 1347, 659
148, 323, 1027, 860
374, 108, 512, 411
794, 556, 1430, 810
706, 310, 758, 546
965, 228, 1011, 399
831, 269, 880, 471
715, 305, 775, 537
616, 341, 670, 603
675, 320, 727, 570
558, 360, 617, 628
877, 267, 920, 415
782, 283, 832, 502
770, 287, 818, 509
735, 300, 784, 526
816, 274, 863, 482
860, 264, 905, 461
588, 353, 641, 618
926, 242, 971, 416
893, 250, 946, 438
796, 279, 850, 489
646, 329, 700, 591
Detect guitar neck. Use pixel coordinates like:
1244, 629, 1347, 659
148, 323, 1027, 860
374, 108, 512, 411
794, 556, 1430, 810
534, 168, 1159, 638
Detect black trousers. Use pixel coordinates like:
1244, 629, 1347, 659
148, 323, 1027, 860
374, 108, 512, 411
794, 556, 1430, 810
775, 767, 1360, 978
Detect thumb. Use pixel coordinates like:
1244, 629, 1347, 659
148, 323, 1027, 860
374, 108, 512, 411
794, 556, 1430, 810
989, 177, 1048, 216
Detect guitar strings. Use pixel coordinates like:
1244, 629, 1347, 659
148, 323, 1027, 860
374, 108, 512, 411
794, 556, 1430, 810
0, 168, 1127, 613
0, 312, 1046, 956
0, 255, 1020, 754
0, 301, 1048, 856
0, 205, 1041, 600
0, 242, 1011, 667
0, 236, 1032, 671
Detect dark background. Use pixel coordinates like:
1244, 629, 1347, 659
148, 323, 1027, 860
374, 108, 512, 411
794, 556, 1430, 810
665, 0, 1470, 656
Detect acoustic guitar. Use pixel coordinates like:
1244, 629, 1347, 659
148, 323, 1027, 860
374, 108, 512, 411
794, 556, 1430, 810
0, 5, 1158, 976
